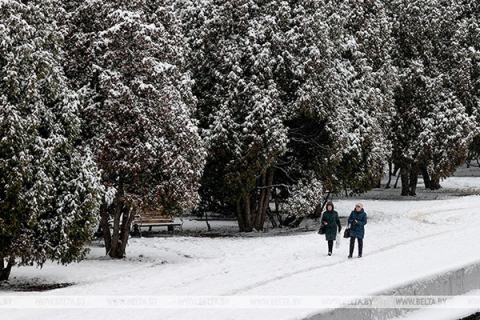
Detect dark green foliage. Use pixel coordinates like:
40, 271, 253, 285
387, 0, 479, 195
0, 0, 101, 280
63, 0, 205, 254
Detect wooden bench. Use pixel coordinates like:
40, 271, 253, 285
130, 214, 183, 237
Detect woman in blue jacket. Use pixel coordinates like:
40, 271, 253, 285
348, 203, 367, 258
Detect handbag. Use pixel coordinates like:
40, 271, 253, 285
343, 225, 350, 238
318, 225, 325, 235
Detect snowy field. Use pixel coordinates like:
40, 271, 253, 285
1, 171, 480, 320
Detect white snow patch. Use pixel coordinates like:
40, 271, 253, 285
1, 176, 480, 320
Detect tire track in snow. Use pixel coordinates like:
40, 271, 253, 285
407, 199, 479, 223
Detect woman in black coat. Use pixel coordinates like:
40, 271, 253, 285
320, 201, 342, 256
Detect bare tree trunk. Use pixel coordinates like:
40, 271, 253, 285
393, 173, 401, 188
393, 164, 400, 176
100, 200, 112, 256
400, 165, 418, 196
236, 200, 246, 232
266, 208, 277, 227
244, 195, 253, 232
254, 173, 267, 231
429, 177, 441, 190
400, 168, 410, 196
409, 169, 418, 196
314, 202, 323, 219
0, 256, 14, 281
237, 195, 253, 232
109, 179, 126, 259
385, 161, 393, 189
315, 191, 331, 218
205, 212, 212, 232
254, 168, 274, 231
272, 188, 284, 226
110, 193, 123, 258
421, 166, 432, 189
117, 205, 135, 258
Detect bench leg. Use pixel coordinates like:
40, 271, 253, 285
131, 224, 141, 237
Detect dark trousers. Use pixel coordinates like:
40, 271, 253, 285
349, 237, 363, 256
328, 240, 334, 253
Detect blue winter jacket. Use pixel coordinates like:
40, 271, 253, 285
348, 208, 367, 239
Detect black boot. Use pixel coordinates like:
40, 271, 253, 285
358, 238, 363, 258
349, 237, 355, 258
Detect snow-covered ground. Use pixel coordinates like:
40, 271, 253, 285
1, 173, 480, 320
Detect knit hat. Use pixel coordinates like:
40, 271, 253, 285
355, 203, 363, 209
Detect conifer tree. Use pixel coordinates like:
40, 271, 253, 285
182, 0, 291, 231
63, 0, 205, 256
0, 0, 101, 280
387, 0, 478, 195
458, 0, 480, 168
281, 0, 396, 200
183, 0, 397, 227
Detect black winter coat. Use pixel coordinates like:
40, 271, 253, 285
321, 210, 341, 241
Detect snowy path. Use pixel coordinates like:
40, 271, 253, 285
1, 186, 480, 320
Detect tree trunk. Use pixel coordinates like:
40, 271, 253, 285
205, 212, 212, 232
0, 257, 14, 281
314, 190, 331, 218
253, 173, 267, 231
109, 191, 123, 258
236, 200, 246, 232
117, 205, 135, 257
244, 195, 253, 232
108, 179, 132, 259
271, 188, 281, 226
429, 177, 441, 190
409, 169, 418, 196
100, 200, 112, 256
385, 162, 393, 189
393, 173, 401, 188
400, 165, 419, 196
314, 202, 323, 219
254, 168, 274, 231
400, 168, 410, 196
237, 195, 253, 232
393, 164, 400, 176
421, 166, 432, 189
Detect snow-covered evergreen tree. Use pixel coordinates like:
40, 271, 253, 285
283, 175, 323, 218
182, 0, 290, 231
282, 0, 396, 198
63, 0, 205, 256
0, 0, 102, 280
458, 0, 480, 166
182, 0, 397, 228
387, 0, 479, 195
